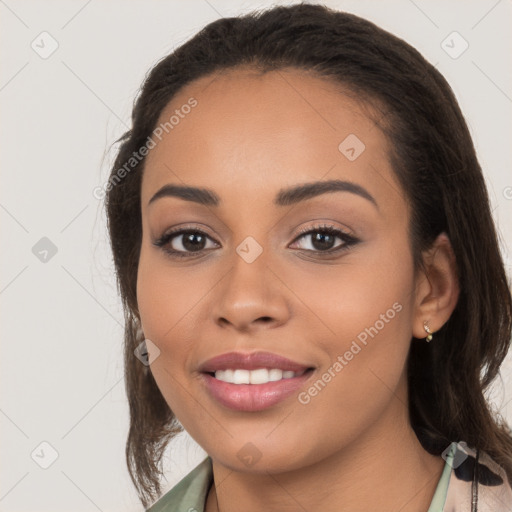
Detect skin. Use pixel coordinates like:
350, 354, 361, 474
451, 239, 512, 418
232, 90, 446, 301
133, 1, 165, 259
136, 67, 460, 512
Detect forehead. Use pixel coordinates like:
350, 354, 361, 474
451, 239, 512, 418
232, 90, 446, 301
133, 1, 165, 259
141, 67, 401, 210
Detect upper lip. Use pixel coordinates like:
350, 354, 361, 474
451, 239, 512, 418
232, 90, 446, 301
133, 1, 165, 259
198, 351, 313, 373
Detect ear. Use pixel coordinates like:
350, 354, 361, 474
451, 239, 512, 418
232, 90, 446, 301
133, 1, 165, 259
412, 232, 460, 340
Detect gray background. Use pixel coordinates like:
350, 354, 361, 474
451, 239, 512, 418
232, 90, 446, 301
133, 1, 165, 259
1, 0, 511, 510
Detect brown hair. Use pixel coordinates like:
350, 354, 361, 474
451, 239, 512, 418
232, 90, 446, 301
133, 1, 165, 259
105, 3, 512, 508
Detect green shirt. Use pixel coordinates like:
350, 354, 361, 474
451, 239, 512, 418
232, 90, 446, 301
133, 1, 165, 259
147, 442, 512, 511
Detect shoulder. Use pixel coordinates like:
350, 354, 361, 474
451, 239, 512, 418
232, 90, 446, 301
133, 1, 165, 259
443, 442, 512, 511
146, 457, 213, 512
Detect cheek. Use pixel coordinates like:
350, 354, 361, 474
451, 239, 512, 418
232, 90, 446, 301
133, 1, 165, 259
136, 243, 199, 346
136, 250, 170, 342
301, 234, 415, 392
136, 245, 213, 406
288, 249, 415, 458
136, 247, 192, 376
295, 233, 414, 347
136, 250, 191, 418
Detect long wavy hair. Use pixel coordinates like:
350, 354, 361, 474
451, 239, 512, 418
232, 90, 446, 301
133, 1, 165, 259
104, 3, 512, 508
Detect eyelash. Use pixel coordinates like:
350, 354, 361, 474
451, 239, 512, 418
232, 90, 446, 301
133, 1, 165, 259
153, 223, 360, 259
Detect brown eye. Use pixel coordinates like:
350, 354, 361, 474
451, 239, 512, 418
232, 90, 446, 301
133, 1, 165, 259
153, 228, 219, 258
290, 224, 359, 255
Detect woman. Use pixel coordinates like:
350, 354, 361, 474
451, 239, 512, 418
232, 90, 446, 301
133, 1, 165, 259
105, 3, 512, 511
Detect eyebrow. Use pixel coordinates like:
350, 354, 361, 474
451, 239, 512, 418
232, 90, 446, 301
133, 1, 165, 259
148, 179, 378, 209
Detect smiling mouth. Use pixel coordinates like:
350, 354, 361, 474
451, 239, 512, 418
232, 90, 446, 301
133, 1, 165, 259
206, 367, 314, 384
198, 351, 316, 410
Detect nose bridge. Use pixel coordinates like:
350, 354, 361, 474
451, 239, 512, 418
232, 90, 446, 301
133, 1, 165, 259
211, 234, 289, 330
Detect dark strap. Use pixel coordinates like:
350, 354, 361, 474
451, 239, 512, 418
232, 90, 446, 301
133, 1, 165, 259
471, 448, 479, 511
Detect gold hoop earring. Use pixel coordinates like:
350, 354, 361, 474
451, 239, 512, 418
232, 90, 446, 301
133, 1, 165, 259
423, 321, 433, 342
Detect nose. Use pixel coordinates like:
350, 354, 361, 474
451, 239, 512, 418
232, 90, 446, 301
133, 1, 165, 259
211, 248, 291, 333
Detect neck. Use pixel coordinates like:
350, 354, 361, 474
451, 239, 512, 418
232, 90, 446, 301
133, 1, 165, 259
206, 377, 445, 512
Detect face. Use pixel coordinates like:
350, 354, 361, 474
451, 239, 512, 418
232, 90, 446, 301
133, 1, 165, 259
137, 68, 419, 472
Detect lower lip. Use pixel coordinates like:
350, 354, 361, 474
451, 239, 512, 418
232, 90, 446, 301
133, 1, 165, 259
201, 371, 314, 411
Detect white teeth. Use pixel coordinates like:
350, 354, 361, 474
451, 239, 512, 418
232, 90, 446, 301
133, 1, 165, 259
215, 370, 223, 381
213, 368, 301, 384
269, 369, 283, 381
233, 369, 250, 384
250, 368, 269, 384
